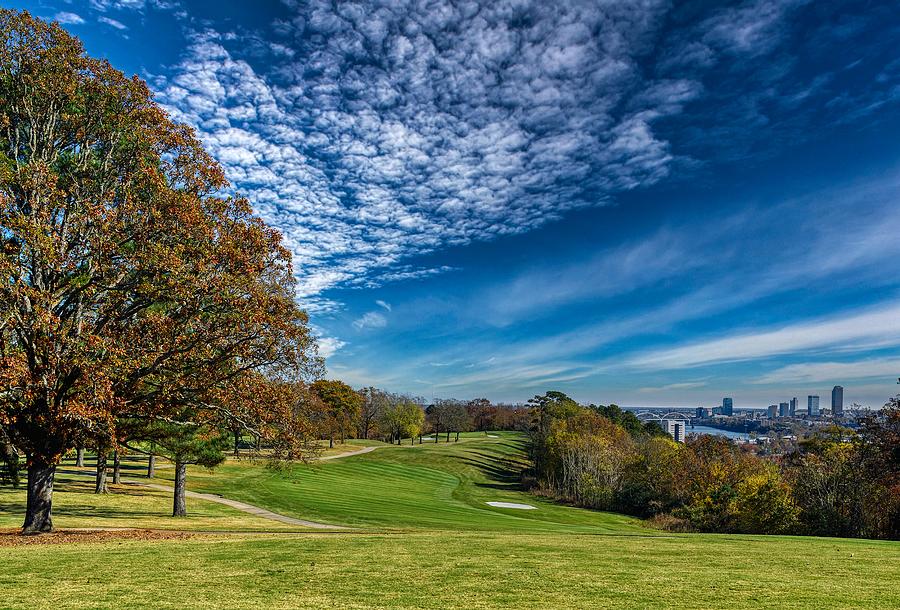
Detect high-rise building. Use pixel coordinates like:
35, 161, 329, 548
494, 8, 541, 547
696, 407, 709, 418
808, 395, 820, 417
789, 397, 798, 417
832, 386, 844, 417
722, 397, 733, 416
779, 402, 789, 417
663, 420, 685, 443
767, 404, 777, 418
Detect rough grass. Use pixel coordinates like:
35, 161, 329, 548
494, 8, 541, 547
1, 431, 898, 608
1, 531, 898, 609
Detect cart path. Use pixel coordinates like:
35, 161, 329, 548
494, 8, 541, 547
57, 469, 348, 530
318, 445, 379, 460
55, 445, 381, 529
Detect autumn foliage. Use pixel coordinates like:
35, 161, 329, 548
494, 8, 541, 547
529, 391, 900, 539
0, 10, 321, 533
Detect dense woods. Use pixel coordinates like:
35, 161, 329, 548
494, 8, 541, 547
528, 391, 900, 539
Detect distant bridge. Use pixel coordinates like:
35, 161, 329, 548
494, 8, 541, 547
633, 411, 693, 422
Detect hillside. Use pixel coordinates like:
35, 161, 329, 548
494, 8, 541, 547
1, 433, 899, 609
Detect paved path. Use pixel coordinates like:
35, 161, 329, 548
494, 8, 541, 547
57, 468, 346, 530
139, 483, 347, 529
318, 445, 379, 461
56, 445, 381, 530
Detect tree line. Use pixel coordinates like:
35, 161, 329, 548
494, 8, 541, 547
309, 383, 528, 446
527, 391, 900, 540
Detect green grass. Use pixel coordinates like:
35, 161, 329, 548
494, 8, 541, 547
155, 431, 644, 533
1, 431, 899, 608
1, 532, 898, 609
0, 471, 310, 532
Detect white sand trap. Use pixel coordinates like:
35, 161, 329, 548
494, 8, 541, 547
486, 434, 499, 438
486, 501, 537, 510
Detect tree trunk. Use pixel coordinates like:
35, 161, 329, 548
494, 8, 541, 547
22, 463, 55, 535
147, 454, 156, 478
455, 431, 460, 442
112, 450, 121, 485
95, 450, 108, 494
75, 446, 84, 467
435, 429, 439, 443
233, 431, 240, 457
446, 431, 450, 442
410, 436, 414, 446
329, 434, 334, 449
173, 460, 187, 517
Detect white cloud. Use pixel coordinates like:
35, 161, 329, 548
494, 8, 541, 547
55, 12, 85, 25
98, 16, 127, 30
628, 303, 900, 370
375, 300, 391, 312
316, 336, 346, 360
638, 381, 709, 393
147, 0, 893, 318
352, 311, 387, 331
753, 358, 900, 385
152, 2, 693, 310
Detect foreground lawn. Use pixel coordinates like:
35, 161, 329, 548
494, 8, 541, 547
2, 530, 898, 609
1, 432, 898, 608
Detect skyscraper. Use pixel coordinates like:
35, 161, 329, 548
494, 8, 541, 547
767, 404, 777, 418
808, 395, 820, 417
779, 402, 789, 417
832, 385, 844, 417
722, 397, 733, 416
790, 397, 798, 417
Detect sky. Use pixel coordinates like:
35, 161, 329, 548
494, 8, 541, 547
16, 0, 900, 407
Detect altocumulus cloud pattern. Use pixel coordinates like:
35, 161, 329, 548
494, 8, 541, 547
151, 0, 899, 313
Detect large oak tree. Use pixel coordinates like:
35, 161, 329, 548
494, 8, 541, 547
0, 10, 321, 533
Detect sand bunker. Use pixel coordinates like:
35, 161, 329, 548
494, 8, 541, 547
486, 501, 537, 510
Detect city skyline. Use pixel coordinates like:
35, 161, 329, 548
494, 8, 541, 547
19, 0, 900, 406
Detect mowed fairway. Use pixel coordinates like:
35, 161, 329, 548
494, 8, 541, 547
1, 433, 899, 609
151, 432, 646, 533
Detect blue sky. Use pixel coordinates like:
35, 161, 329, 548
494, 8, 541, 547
18, 0, 900, 407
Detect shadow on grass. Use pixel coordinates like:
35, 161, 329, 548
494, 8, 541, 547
457, 442, 529, 492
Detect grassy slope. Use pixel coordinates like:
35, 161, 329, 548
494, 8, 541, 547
156, 432, 644, 533
1, 431, 899, 609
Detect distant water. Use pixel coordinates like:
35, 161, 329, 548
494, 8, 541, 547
686, 425, 751, 441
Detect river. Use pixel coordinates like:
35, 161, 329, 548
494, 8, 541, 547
686, 424, 751, 441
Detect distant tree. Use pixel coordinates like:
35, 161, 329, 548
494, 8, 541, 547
426, 400, 450, 442
466, 398, 494, 431
312, 380, 363, 447
445, 402, 471, 441
0, 425, 19, 487
380, 400, 424, 445
357, 387, 388, 440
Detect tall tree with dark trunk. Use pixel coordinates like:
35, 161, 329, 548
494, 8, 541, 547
0, 10, 322, 533
357, 387, 387, 440
145, 418, 228, 517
